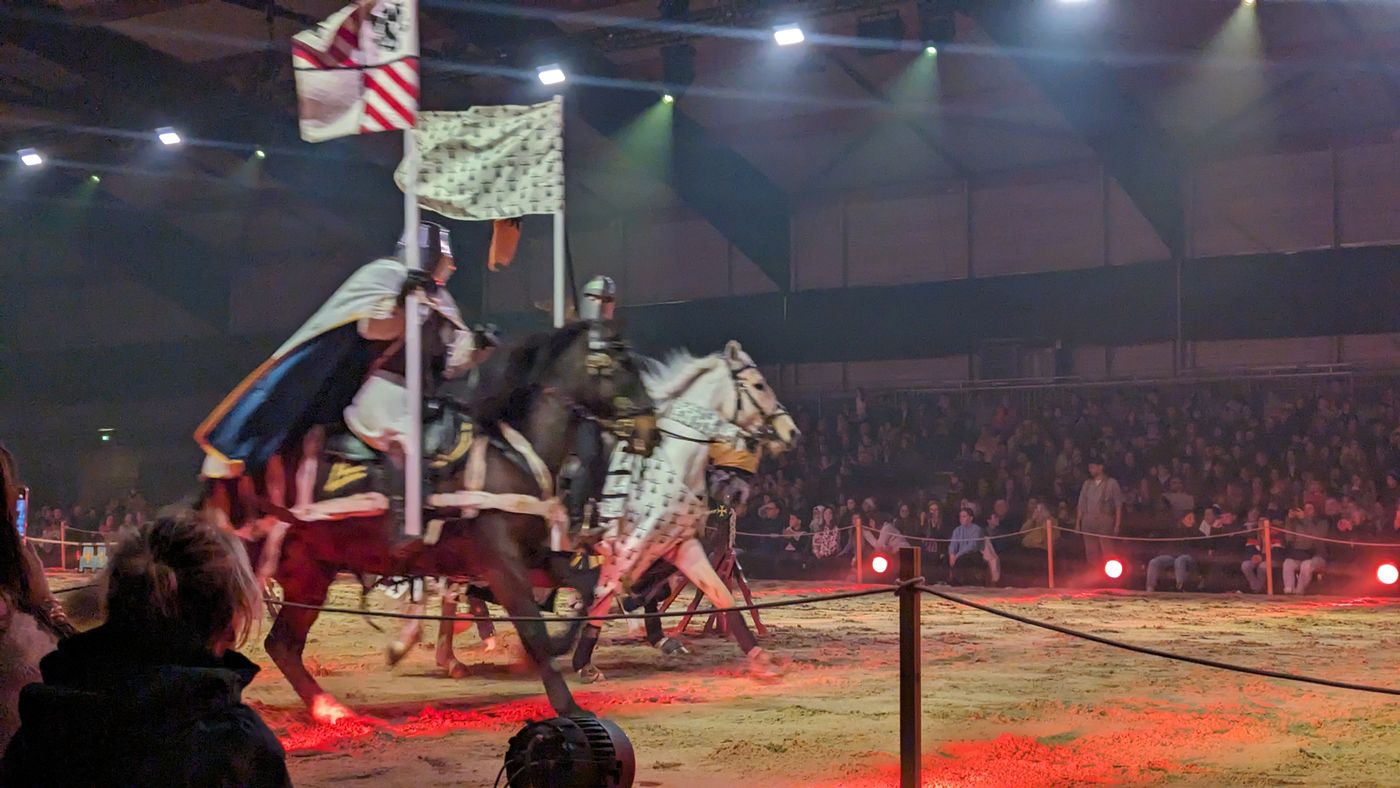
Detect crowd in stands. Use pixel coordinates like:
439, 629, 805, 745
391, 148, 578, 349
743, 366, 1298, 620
737, 379, 1400, 592
23, 492, 151, 567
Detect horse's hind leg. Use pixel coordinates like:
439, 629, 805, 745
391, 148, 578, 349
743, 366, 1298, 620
387, 600, 424, 666
672, 538, 781, 679
435, 586, 469, 678
266, 559, 352, 722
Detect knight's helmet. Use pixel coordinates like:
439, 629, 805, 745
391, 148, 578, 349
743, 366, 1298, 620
396, 221, 452, 269
579, 275, 617, 321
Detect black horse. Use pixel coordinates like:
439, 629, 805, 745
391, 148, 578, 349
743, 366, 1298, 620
203, 322, 658, 721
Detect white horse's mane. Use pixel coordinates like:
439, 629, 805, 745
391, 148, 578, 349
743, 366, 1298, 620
641, 349, 726, 405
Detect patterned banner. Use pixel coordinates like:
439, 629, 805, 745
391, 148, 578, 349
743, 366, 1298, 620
394, 98, 564, 221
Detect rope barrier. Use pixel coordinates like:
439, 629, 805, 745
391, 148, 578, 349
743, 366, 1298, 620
915, 584, 1400, 697
25, 536, 117, 547
266, 579, 919, 625
1271, 526, 1400, 548
50, 584, 97, 594
1051, 524, 1261, 542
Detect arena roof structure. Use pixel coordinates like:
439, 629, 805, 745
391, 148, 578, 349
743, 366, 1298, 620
1, 0, 1398, 495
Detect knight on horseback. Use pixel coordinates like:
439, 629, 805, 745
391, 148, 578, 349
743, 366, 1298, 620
565, 274, 619, 532
195, 221, 495, 540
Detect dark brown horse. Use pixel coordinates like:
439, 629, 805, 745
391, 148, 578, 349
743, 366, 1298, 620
203, 322, 658, 721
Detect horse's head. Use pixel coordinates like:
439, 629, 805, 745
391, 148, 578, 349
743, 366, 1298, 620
553, 322, 659, 456
722, 340, 800, 455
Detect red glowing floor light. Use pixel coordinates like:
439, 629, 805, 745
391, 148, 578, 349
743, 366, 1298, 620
1104, 559, 1124, 579
1378, 563, 1399, 586
870, 554, 890, 575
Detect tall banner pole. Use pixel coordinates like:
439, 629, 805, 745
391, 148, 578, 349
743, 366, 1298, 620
552, 94, 566, 328
402, 123, 423, 538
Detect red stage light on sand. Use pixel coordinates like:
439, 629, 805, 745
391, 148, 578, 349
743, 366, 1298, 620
871, 554, 890, 575
1104, 559, 1124, 579
1378, 563, 1399, 586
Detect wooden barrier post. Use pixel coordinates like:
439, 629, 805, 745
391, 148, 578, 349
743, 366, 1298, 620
60, 522, 66, 572
1262, 518, 1274, 596
856, 516, 865, 584
1045, 519, 1056, 590
898, 546, 921, 788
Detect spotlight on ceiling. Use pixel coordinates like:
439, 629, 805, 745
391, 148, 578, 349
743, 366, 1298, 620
773, 23, 805, 47
660, 42, 696, 99
1242, 0, 1256, 5
255, 148, 266, 159
916, 0, 956, 46
856, 10, 904, 55
156, 127, 182, 146
89, 174, 101, 183
661, 93, 675, 104
925, 45, 938, 55
537, 64, 566, 85
17, 148, 43, 167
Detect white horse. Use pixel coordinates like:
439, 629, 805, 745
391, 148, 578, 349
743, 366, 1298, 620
572, 340, 799, 681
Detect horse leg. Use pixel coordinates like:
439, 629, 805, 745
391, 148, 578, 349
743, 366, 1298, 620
266, 561, 355, 723
434, 587, 470, 679
386, 599, 424, 666
469, 595, 499, 651
483, 550, 585, 717
672, 538, 781, 680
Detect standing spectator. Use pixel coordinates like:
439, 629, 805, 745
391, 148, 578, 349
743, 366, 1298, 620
1076, 456, 1124, 570
1, 515, 290, 787
949, 508, 989, 585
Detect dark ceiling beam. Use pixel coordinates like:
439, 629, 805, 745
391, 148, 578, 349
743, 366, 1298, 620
964, 1, 1186, 257
822, 52, 971, 179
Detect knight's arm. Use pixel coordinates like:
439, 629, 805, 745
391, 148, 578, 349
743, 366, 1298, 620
443, 324, 500, 379
357, 295, 405, 341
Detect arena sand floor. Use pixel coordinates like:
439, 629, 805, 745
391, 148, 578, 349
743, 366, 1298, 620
197, 578, 1400, 786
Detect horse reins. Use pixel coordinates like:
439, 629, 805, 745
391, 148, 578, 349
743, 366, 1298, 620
728, 362, 790, 443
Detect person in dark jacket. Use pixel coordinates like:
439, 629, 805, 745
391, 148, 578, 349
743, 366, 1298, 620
2, 515, 290, 788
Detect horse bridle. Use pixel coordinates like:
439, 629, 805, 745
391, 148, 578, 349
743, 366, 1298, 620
728, 360, 790, 444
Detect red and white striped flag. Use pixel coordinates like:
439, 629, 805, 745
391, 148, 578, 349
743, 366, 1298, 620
292, 0, 418, 142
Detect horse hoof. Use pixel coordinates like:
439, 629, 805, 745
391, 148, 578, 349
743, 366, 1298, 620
657, 637, 691, 656
747, 648, 785, 681
442, 659, 471, 679
310, 693, 358, 726
482, 636, 500, 653
577, 665, 605, 684
386, 642, 412, 667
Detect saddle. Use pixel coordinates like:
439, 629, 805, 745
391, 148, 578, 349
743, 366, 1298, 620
295, 399, 479, 519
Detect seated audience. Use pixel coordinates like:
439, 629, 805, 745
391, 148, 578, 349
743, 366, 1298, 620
949, 508, 989, 585
1281, 509, 1330, 595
